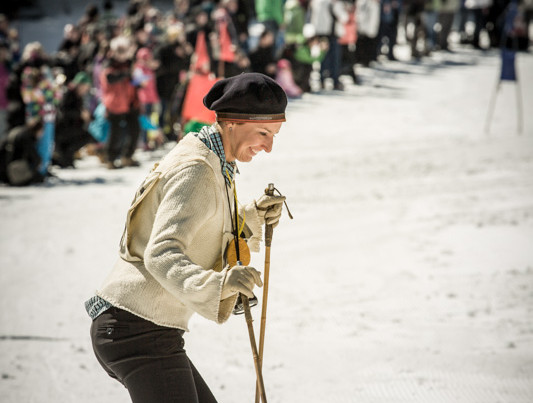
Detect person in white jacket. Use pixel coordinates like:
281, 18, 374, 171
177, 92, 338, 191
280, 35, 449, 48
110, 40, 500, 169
309, 0, 349, 89
85, 72, 287, 402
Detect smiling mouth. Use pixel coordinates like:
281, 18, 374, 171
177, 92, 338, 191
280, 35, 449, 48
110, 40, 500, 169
250, 148, 260, 156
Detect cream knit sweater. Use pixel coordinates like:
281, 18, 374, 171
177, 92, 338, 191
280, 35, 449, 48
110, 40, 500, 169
96, 135, 263, 330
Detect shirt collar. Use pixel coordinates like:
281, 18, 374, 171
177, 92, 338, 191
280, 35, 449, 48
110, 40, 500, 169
194, 125, 237, 186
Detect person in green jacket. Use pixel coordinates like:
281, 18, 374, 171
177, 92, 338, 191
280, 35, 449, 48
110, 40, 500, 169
284, 0, 307, 46
285, 24, 329, 93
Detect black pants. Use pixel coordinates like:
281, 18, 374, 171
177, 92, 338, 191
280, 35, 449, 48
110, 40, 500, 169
54, 126, 95, 167
106, 110, 140, 163
90, 307, 218, 403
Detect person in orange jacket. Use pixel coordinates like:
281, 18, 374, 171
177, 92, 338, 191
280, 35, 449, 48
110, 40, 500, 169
100, 36, 140, 169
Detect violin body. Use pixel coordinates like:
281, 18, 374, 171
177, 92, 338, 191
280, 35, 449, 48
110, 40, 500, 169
226, 237, 251, 267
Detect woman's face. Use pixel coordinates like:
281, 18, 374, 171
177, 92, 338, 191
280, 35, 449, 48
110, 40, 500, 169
223, 121, 283, 163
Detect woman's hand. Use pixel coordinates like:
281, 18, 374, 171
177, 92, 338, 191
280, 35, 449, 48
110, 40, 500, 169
223, 265, 263, 298
255, 194, 286, 227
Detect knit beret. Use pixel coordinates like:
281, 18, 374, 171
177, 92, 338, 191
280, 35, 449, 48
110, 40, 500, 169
203, 73, 287, 123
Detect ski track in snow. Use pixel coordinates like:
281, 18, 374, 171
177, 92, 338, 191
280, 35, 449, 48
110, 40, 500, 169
1, 27, 533, 403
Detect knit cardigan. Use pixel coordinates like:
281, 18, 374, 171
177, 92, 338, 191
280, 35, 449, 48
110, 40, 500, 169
95, 135, 263, 330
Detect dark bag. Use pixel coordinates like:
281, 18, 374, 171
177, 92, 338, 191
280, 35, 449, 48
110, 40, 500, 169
0, 125, 41, 186
7, 159, 34, 186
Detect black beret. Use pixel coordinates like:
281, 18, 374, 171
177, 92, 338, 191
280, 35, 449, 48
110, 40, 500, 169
203, 73, 287, 123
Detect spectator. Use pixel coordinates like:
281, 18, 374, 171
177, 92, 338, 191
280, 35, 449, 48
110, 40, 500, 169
77, 26, 101, 74
56, 24, 82, 82
309, 0, 348, 90
355, 0, 381, 65
405, 0, 426, 59
5, 67, 25, 132
377, 0, 402, 60
0, 14, 9, 45
422, 0, 442, 56
225, 0, 253, 52
276, 58, 303, 98
53, 72, 95, 168
213, 1, 245, 77
77, 3, 100, 32
122, 0, 146, 38
58, 23, 81, 53
0, 116, 44, 186
133, 47, 162, 150
0, 14, 20, 65
186, 7, 214, 69
249, 28, 278, 78
132, 22, 153, 51
284, 0, 308, 46
437, 0, 460, 51
100, 0, 119, 40
285, 23, 329, 93
0, 42, 9, 140
99, 36, 140, 169
464, 0, 493, 49
90, 39, 109, 109
156, 23, 191, 139
20, 42, 62, 176
144, 7, 165, 42
255, 0, 285, 57
173, 0, 192, 21
338, 1, 359, 82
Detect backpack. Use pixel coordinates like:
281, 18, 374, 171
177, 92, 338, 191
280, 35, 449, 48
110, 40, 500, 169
0, 126, 41, 186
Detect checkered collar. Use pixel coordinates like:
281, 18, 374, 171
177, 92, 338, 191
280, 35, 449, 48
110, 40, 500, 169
194, 125, 237, 186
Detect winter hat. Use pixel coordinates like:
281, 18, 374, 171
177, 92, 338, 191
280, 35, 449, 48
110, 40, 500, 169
110, 36, 133, 60
72, 71, 91, 85
203, 72, 287, 123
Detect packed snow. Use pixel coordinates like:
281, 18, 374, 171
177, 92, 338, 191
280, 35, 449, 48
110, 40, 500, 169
1, 41, 533, 403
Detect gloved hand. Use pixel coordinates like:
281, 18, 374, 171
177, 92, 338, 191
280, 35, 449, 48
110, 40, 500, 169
222, 265, 263, 299
255, 194, 286, 228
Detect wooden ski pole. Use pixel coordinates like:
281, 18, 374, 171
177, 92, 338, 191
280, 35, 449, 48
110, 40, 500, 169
254, 184, 293, 402
242, 292, 268, 403
226, 174, 269, 401
255, 184, 275, 403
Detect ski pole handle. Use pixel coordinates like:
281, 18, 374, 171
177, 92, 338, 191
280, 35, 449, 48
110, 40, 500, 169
264, 184, 275, 247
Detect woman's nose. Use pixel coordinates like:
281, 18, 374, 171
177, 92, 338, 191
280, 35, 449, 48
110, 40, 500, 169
263, 136, 273, 153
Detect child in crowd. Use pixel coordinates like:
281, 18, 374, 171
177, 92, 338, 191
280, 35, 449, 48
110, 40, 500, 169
133, 47, 164, 150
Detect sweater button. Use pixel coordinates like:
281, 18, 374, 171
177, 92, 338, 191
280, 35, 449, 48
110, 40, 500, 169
106, 327, 113, 335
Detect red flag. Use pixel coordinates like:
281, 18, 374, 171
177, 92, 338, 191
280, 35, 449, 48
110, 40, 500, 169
181, 73, 219, 124
193, 31, 210, 73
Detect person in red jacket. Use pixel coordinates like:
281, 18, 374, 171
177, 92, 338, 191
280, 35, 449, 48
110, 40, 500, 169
100, 36, 140, 169
133, 47, 163, 151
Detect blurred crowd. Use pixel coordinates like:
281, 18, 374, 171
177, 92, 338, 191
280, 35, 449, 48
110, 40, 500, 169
0, 0, 531, 185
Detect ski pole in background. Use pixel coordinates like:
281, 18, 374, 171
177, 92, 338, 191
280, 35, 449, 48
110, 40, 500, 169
255, 183, 293, 403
